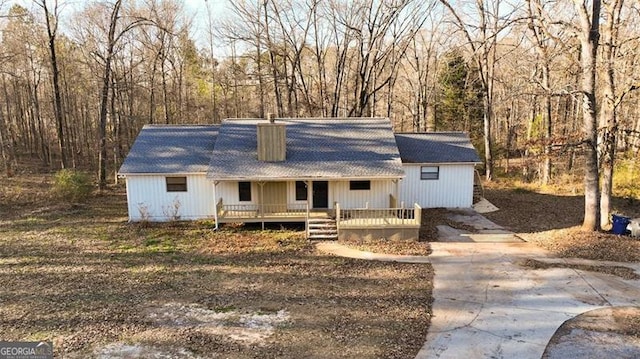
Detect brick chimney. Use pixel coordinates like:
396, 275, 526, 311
257, 114, 286, 162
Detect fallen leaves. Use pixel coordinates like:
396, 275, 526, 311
481, 185, 640, 262
338, 237, 431, 256
0, 174, 433, 359
520, 258, 640, 280
521, 227, 640, 263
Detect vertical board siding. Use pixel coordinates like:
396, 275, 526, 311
257, 123, 286, 161
126, 174, 215, 221
287, 181, 308, 207
331, 180, 395, 209
216, 180, 394, 210
399, 164, 474, 208
215, 181, 259, 205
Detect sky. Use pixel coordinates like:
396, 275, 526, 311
4, 0, 232, 57
183, 0, 231, 57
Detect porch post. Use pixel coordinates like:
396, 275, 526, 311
213, 181, 219, 230
306, 180, 312, 210
259, 181, 265, 230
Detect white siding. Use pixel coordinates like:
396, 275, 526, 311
125, 174, 215, 221
331, 180, 395, 209
399, 164, 475, 208
215, 179, 395, 209
287, 181, 308, 206
215, 181, 259, 205
218, 181, 305, 205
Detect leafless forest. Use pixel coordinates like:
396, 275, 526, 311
0, 0, 638, 229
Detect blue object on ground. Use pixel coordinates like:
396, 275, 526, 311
612, 214, 631, 235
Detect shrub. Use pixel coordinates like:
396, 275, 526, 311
615, 156, 640, 201
51, 169, 92, 203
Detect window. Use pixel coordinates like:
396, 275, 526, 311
421, 166, 439, 180
295, 181, 307, 201
349, 180, 371, 190
238, 181, 252, 201
166, 177, 187, 192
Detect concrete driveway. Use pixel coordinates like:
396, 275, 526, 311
416, 241, 640, 359
316, 209, 640, 359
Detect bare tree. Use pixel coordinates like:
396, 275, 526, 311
598, 0, 633, 228
526, 0, 554, 185
439, 0, 521, 180
573, 0, 601, 231
93, 0, 150, 189
343, 0, 427, 117
35, 0, 68, 168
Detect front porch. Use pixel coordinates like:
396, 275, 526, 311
215, 199, 312, 222
215, 198, 422, 240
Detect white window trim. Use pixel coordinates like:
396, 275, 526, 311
349, 180, 371, 191
420, 166, 439, 180
238, 181, 252, 202
166, 176, 188, 192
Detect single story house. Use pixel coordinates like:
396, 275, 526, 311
118, 117, 481, 240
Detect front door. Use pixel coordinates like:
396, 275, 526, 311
312, 181, 329, 209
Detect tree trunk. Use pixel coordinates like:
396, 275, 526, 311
598, 0, 624, 229
98, 0, 123, 190
483, 96, 494, 180
574, 0, 601, 231
542, 65, 552, 185
41, 0, 67, 168
0, 75, 15, 176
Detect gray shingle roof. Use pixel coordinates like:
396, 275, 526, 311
207, 118, 404, 180
394, 132, 481, 164
118, 125, 218, 174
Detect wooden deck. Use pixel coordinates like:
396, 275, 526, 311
215, 198, 422, 240
336, 204, 422, 228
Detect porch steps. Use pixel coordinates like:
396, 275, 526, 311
473, 184, 483, 204
307, 218, 338, 240
473, 169, 485, 204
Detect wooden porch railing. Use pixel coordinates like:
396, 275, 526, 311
217, 202, 308, 219
338, 203, 422, 227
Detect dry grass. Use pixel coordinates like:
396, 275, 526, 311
0, 174, 433, 359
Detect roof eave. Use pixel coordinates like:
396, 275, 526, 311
401, 161, 482, 165
118, 171, 208, 177
207, 175, 404, 181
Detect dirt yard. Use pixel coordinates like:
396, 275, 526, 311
0, 174, 433, 359
482, 183, 640, 262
